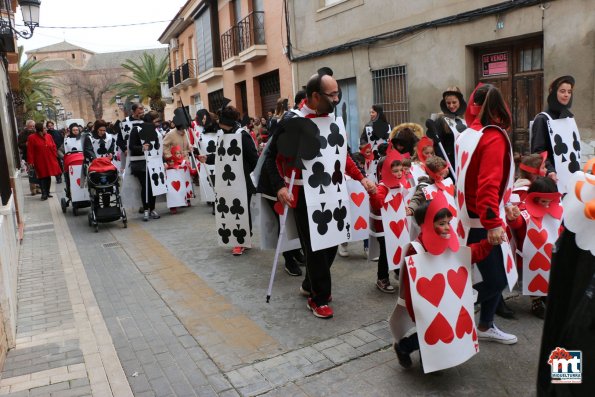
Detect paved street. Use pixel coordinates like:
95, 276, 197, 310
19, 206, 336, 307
0, 178, 543, 396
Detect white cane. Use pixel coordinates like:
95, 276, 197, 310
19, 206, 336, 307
266, 170, 296, 303
144, 151, 149, 205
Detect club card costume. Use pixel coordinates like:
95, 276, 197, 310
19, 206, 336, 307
118, 116, 143, 167
535, 112, 581, 194
519, 192, 563, 296
64, 136, 83, 153
141, 130, 167, 196
89, 133, 115, 159
455, 124, 518, 290
299, 111, 353, 251
198, 128, 222, 202
214, 129, 252, 248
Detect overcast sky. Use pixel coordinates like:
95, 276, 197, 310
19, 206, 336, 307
16, 0, 188, 54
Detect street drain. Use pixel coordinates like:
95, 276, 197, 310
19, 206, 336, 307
102, 242, 121, 248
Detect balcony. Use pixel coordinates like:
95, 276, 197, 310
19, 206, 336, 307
220, 26, 244, 70
180, 59, 198, 87
238, 11, 267, 63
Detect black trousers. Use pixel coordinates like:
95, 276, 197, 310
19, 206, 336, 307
377, 236, 389, 280
294, 189, 337, 306
39, 177, 52, 196
266, 199, 302, 263
132, 169, 156, 211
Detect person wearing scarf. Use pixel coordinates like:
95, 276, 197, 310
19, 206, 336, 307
530, 75, 576, 183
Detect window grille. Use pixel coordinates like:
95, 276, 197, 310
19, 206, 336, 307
372, 65, 409, 126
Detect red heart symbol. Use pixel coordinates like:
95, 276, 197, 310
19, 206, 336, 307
354, 216, 367, 230
448, 204, 458, 217
506, 255, 514, 273
185, 181, 190, 188
457, 221, 466, 239
389, 193, 403, 212
416, 274, 445, 307
389, 220, 405, 238
70, 167, 74, 176
544, 243, 553, 260
529, 252, 550, 271
392, 246, 402, 265
350, 192, 365, 207
455, 306, 473, 338
528, 229, 548, 250
533, 217, 543, 229
443, 184, 455, 197
457, 191, 465, 209
76, 178, 81, 186
528, 274, 549, 294
447, 266, 468, 299
409, 266, 417, 282
171, 181, 181, 191
424, 313, 454, 345
461, 151, 469, 169
273, 201, 284, 215
183, 166, 188, 172
472, 328, 478, 342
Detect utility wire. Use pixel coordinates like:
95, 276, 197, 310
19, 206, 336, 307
15, 19, 174, 29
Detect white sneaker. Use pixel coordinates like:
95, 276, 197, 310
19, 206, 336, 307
143, 210, 149, 222
477, 324, 518, 345
338, 243, 349, 257
150, 210, 160, 219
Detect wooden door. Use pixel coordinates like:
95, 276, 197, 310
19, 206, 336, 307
513, 74, 543, 153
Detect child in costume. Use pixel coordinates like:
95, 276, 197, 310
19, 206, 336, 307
165, 145, 196, 214
390, 194, 492, 372
406, 156, 450, 216
507, 177, 562, 318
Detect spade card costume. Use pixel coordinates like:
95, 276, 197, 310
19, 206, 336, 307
258, 103, 365, 306
360, 118, 390, 182
207, 124, 258, 248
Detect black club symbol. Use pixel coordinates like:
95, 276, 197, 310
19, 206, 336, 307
327, 123, 344, 155
312, 203, 332, 235
308, 162, 331, 194
230, 198, 244, 220
218, 224, 231, 244
333, 200, 347, 231
207, 140, 217, 153
233, 225, 247, 244
331, 160, 343, 192
216, 197, 229, 218
227, 139, 241, 161
553, 134, 568, 162
222, 164, 236, 186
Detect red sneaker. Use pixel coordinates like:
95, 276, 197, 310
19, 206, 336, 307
307, 298, 333, 319
232, 246, 244, 256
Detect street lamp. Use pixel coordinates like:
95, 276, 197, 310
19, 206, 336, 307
36, 102, 42, 111
133, 94, 140, 103
1, 0, 42, 39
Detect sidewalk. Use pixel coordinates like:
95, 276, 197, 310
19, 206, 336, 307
0, 178, 542, 396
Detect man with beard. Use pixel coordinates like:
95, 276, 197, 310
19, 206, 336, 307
258, 70, 376, 319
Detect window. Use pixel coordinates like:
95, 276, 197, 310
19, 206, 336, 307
33, 56, 36, 60
372, 65, 409, 126
188, 36, 195, 60
71, 53, 75, 59
195, 8, 215, 73
518, 46, 542, 72
324, 0, 344, 6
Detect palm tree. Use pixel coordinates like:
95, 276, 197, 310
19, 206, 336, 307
15, 46, 56, 123
112, 52, 168, 116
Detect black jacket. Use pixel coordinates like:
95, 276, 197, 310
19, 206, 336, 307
207, 126, 259, 194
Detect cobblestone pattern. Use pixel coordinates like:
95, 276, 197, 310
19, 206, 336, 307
66, 218, 236, 396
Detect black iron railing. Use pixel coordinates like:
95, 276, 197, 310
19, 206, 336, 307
167, 71, 175, 88
221, 25, 241, 62
238, 11, 265, 50
181, 59, 197, 80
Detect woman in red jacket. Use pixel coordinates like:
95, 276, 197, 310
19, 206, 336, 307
27, 122, 62, 200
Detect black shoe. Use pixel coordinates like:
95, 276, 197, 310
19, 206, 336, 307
496, 297, 515, 319
293, 250, 305, 265
41, 195, 48, 201
138, 206, 144, 214
285, 260, 302, 276
531, 297, 546, 319
47, 194, 53, 198
394, 343, 412, 369
56, 177, 62, 184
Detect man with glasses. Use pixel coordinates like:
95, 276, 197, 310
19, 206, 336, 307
259, 70, 376, 319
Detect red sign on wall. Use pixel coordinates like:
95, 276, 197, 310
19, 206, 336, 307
482, 52, 509, 77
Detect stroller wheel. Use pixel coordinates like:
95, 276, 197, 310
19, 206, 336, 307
60, 198, 67, 213
88, 212, 93, 227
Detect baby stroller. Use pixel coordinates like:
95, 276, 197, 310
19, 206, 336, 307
86, 157, 127, 232
60, 151, 91, 216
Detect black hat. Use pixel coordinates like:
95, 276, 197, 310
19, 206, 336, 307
173, 107, 190, 129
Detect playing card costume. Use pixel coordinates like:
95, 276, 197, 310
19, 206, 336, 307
537, 160, 595, 396
389, 192, 492, 373
360, 116, 390, 182
165, 145, 194, 209
197, 112, 221, 203
205, 116, 258, 248
258, 102, 366, 310
456, 83, 518, 333
530, 75, 580, 194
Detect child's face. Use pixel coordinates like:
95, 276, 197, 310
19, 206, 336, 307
365, 148, 372, 156
391, 165, 403, 179
403, 166, 411, 175
440, 167, 449, 178
433, 216, 453, 238
174, 150, 182, 159
535, 197, 553, 208
422, 146, 435, 158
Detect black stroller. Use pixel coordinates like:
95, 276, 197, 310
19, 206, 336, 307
60, 151, 91, 216
86, 158, 127, 232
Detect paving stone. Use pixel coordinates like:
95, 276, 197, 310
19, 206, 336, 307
29, 381, 70, 396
